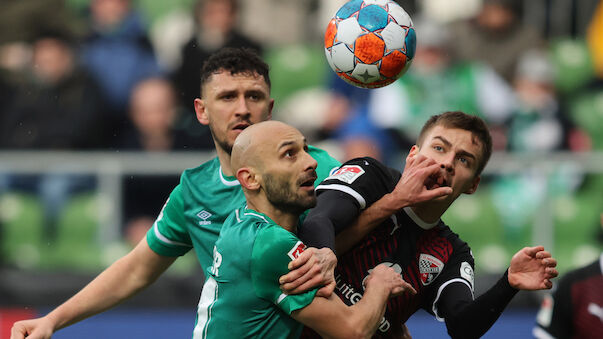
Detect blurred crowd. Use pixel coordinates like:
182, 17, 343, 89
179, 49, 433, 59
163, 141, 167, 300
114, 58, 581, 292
0, 0, 602, 269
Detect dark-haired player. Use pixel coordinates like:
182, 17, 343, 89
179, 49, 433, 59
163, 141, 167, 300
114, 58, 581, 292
299, 111, 559, 338
10, 47, 341, 339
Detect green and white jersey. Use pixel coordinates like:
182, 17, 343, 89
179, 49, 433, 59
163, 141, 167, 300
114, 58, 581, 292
194, 207, 317, 339
146, 145, 340, 272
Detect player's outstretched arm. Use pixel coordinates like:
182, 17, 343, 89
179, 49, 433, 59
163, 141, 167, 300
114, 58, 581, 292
291, 264, 416, 339
336, 154, 452, 254
279, 247, 337, 297
437, 246, 558, 338
10, 238, 176, 339
508, 246, 558, 290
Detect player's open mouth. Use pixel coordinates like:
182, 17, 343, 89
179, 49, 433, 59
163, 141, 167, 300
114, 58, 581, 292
232, 123, 250, 131
425, 174, 450, 190
299, 175, 317, 189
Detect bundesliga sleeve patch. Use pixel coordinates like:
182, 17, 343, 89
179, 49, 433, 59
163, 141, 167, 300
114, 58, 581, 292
326, 165, 365, 184
287, 241, 306, 260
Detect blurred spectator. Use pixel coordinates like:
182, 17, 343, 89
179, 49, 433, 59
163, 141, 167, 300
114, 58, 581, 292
451, 0, 545, 83
0, 30, 105, 150
120, 77, 196, 151
120, 77, 184, 246
506, 49, 573, 152
0, 30, 104, 240
368, 16, 516, 154
533, 213, 603, 339
80, 0, 161, 146
172, 0, 262, 114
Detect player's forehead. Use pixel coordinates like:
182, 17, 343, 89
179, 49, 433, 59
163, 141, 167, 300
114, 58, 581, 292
424, 125, 483, 154
203, 70, 269, 95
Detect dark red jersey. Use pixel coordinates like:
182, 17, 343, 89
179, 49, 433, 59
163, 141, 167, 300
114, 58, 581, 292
534, 253, 603, 339
312, 157, 475, 337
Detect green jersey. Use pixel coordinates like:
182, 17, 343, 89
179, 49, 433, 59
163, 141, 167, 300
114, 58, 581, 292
146, 145, 340, 273
193, 207, 316, 339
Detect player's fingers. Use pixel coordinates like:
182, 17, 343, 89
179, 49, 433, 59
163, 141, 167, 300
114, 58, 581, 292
535, 250, 552, 259
279, 261, 311, 284
316, 281, 336, 298
421, 187, 453, 200
284, 275, 322, 295
287, 248, 315, 270
546, 267, 559, 278
524, 246, 544, 257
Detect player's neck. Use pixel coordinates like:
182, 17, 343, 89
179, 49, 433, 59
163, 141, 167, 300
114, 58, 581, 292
247, 199, 299, 233
216, 146, 234, 176
410, 203, 447, 224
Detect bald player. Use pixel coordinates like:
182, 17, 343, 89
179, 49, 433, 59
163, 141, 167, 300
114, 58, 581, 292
194, 121, 416, 339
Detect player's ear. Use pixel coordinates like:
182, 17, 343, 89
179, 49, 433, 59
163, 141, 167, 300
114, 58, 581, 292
267, 98, 274, 120
464, 175, 480, 195
237, 167, 260, 191
194, 98, 210, 125
408, 145, 419, 157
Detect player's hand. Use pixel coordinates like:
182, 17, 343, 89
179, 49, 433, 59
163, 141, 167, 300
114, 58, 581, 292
508, 246, 558, 290
279, 247, 337, 297
364, 264, 416, 297
387, 153, 453, 211
11, 317, 54, 339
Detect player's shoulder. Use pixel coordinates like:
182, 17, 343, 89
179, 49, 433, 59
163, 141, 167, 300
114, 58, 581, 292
326, 156, 397, 183
181, 156, 220, 181
436, 221, 473, 258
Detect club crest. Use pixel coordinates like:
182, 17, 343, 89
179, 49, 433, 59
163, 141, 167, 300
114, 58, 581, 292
419, 254, 443, 285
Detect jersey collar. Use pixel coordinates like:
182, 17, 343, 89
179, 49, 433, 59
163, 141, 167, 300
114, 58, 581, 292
219, 165, 240, 186
403, 206, 439, 230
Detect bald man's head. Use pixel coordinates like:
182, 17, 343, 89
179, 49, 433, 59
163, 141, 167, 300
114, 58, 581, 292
231, 121, 318, 215
231, 121, 297, 173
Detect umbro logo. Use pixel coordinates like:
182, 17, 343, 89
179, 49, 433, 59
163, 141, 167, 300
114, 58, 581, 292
197, 210, 212, 225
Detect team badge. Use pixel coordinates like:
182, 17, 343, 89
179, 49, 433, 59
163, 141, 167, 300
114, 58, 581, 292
419, 254, 443, 285
287, 241, 306, 260
326, 165, 365, 184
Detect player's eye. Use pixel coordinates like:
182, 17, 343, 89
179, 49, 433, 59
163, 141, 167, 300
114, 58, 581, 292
433, 145, 444, 152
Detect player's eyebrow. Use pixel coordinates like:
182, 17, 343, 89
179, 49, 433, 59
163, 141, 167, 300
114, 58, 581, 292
277, 138, 306, 150
434, 136, 476, 160
433, 136, 452, 147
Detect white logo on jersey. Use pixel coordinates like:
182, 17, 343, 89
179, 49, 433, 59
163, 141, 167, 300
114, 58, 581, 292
588, 303, 603, 322
197, 210, 212, 225
460, 261, 474, 291
536, 294, 554, 327
326, 165, 365, 184
419, 254, 443, 285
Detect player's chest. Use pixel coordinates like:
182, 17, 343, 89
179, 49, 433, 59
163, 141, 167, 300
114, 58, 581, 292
335, 221, 453, 304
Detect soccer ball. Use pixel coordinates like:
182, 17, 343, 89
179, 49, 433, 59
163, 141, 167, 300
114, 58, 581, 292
324, 0, 416, 89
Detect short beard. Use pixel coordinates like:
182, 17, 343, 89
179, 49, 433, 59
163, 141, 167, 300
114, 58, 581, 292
208, 124, 233, 154
264, 173, 316, 215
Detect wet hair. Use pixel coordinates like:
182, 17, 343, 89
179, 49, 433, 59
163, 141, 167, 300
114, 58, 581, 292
417, 111, 493, 175
199, 47, 270, 96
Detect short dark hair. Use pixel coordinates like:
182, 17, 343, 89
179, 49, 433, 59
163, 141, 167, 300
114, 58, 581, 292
417, 111, 493, 176
200, 47, 270, 96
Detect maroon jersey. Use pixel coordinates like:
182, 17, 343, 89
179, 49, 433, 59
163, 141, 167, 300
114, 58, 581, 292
534, 253, 603, 339
313, 157, 475, 337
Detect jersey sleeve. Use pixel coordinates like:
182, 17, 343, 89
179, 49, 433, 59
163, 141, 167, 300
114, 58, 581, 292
316, 157, 398, 210
251, 225, 317, 315
146, 183, 193, 257
425, 240, 475, 319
